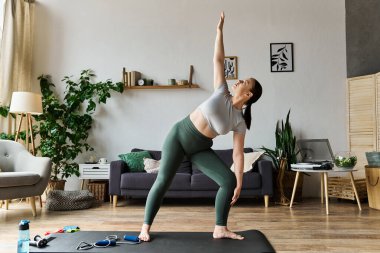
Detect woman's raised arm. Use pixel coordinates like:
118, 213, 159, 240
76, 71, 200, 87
213, 12, 226, 90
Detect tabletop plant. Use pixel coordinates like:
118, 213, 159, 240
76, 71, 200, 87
36, 70, 123, 181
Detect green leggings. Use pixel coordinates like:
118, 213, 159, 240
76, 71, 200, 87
144, 115, 236, 226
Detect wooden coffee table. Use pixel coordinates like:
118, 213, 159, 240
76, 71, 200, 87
289, 168, 362, 214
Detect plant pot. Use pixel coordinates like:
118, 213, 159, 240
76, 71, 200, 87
47, 179, 66, 193
274, 170, 303, 203
274, 166, 303, 205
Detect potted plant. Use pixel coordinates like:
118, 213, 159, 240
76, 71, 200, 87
36, 70, 123, 190
261, 110, 301, 205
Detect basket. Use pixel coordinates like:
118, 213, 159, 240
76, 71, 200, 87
327, 177, 367, 201
365, 166, 380, 210
87, 182, 107, 202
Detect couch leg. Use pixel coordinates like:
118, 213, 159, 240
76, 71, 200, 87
264, 195, 269, 208
113, 195, 118, 207
30, 197, 36, 217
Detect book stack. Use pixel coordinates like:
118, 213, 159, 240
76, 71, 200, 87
123, 70, 141, 87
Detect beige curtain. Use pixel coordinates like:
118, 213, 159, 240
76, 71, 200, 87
0, 0, 34, 133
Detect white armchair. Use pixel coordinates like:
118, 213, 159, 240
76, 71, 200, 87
0, 140, 51, 216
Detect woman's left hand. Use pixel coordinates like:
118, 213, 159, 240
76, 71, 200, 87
217, 11, 225, 31
230, 186, 241, 206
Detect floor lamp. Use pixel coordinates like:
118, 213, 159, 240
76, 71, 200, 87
9, 92, 43, 155
8, 92, 43, 208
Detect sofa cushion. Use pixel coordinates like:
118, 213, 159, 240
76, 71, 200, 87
230, 151, 264, 173
192, 148, 254, 174
143, 158, 160, 173
132, 148, 191, 174
121, 173, 191, 190
0, 172, 40, 188
191, 172, 261, 191
119, 151, 152, 172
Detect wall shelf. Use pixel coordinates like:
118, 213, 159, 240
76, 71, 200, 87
123, 65, 198, 90
125, 84, 199, 90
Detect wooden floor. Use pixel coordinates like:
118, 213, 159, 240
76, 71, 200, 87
1, 198, 380, 252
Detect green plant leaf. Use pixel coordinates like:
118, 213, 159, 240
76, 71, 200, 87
262, 109, 298, 170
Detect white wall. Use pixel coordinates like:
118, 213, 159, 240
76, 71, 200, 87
32, 0, 347, 196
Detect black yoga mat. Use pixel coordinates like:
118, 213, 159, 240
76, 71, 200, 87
30, 230, 275, 253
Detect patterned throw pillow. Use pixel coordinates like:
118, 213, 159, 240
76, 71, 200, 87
143, 158, 160, 173
119, 151, 152, 172
230, 151, 265, 173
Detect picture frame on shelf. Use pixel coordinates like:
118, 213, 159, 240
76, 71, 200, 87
270, 43, 294, 72
224, 56, 238, 80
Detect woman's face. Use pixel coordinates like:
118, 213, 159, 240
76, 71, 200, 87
231, 78, 254, 96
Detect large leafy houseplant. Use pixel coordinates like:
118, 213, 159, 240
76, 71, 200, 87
36, 70, 123, 181
261, 109, 298, 170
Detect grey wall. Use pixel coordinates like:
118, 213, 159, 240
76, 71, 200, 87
34, 0, 347, 196
346, 0, 380, 77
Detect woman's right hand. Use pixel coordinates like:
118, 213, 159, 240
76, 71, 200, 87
217, 11, 225, 31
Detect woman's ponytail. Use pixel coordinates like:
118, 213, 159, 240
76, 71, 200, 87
243, 104, 252, 129
243, 79, 262, 130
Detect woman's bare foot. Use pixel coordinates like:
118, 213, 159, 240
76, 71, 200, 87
213, 225, 244, 240
138, 224, 151, 242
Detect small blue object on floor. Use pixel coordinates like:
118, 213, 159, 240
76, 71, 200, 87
30, 230, 275, 253
123, 235, 141, 243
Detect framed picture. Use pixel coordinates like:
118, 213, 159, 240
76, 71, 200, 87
270, 43, 294, 72
224, 56, 238, 79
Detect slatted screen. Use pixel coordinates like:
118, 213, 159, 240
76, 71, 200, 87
347, 74, 377, 172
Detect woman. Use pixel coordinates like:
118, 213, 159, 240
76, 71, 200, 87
139, 12, 262, 241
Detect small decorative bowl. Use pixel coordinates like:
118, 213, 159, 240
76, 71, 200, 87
334, 151, 357, 169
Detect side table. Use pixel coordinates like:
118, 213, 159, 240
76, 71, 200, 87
289, 168, 362, 214
79, 163, 111, 202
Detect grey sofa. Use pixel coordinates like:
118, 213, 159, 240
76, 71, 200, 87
0, 140, 52, 216
109, 148, 274, 207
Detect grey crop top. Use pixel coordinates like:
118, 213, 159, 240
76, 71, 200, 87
198, 83, 247, 135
